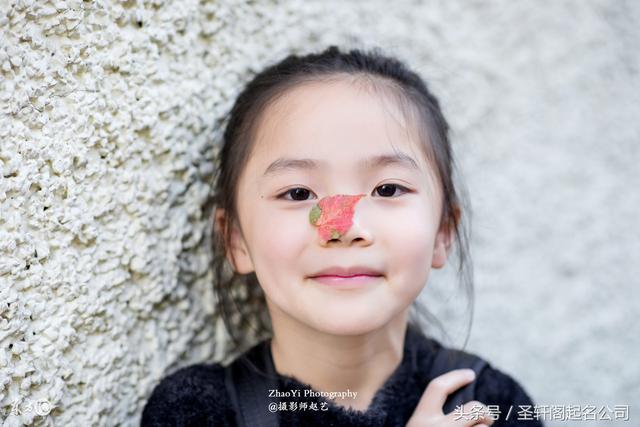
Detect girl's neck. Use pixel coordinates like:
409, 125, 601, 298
268, 305, 409, 412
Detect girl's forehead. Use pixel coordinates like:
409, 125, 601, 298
249, 79, 428, 174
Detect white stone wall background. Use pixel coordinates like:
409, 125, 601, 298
0, 0, 638, 425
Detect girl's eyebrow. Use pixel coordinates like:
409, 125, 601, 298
262, 152, 420, 177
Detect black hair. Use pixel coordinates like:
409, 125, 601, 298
209, 45, 474, 364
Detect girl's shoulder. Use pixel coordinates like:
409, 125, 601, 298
458, 361, 543, 426
141, 361, 235, 426
414, 330, 542, 425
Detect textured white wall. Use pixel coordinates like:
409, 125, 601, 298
0, 0, 638, 425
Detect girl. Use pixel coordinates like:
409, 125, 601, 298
142, 46, 543, 427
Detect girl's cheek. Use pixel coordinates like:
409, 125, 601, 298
382, 206, 436, 279
252, 208, 310, 254
374, 200, 435, 241
393, 213, 433, 242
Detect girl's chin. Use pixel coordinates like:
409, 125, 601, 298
306, 315, 392, 337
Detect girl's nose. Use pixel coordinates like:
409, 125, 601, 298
309, 194, 372, 245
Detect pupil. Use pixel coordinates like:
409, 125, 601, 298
378, 184, 395, 197
292, 188, 308, 200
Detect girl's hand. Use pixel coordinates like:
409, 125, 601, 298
405, 369, 495, 427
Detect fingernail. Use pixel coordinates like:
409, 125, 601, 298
464, 369, 476, 379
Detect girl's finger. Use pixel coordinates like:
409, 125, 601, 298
413, 369, 477, 416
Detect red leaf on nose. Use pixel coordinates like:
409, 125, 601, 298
309, 194, 366, 241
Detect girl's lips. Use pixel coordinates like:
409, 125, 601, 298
310, 274, 383, 287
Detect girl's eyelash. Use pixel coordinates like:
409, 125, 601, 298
276, 183, 411, 201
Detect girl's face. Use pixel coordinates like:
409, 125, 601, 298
218, 78, 455, 336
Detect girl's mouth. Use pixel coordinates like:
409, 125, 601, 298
310, 274, 383, 287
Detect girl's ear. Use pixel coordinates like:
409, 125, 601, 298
214, 208, 255, 275
431, 204, 461, 269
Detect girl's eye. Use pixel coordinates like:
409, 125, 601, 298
374, 183, 410, 198
279, 187, 314, 201
277, 184, 410, 201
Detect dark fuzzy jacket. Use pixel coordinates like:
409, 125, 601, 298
142, 327, 543, 426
